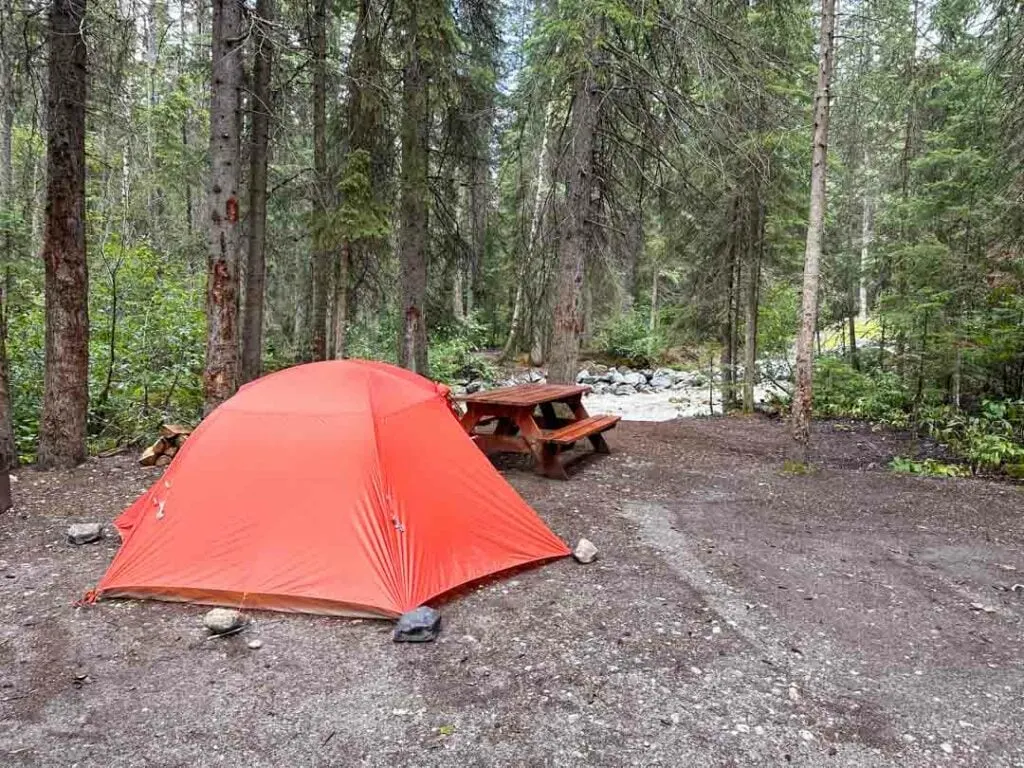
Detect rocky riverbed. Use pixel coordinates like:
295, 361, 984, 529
453, 363, 788, 421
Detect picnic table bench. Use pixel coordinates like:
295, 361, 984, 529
455, 383, 620, 480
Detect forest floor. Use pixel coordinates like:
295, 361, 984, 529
1, 416, 1023, 767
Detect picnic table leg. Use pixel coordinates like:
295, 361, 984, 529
567, 395, 611, 454
516, 410, 568, 480
459, 405, 483, 434
538, 402, 559, 428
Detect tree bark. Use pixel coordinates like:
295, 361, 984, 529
309, 0, 330, 362
0, 18, 18, 471
791, 0, 837, 460
548, 45, 600, 385
241, 0, 274, 383
858, 150, 871, 323
331, 243, 349, 358
397, 1, 430, 375
742, 202, 764, 414
38, 0, 89, 469
203, 0, 245, 413
502, 96, 554, 359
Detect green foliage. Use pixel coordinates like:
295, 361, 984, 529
889, 456, 969, 477
757, 283, 800, 359
429, 315, 496, 384
814, 359, 1024, 475
781, 459, 812, 476
917, 400, 1024, 471
813, 357, 911, 427
590, 311, 664, 368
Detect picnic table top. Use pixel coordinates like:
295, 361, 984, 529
455, 383, 590, 407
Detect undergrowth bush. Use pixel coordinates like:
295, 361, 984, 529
814, 357, 1024, 475
813, 357, 911, 427
590, 311, 665, 368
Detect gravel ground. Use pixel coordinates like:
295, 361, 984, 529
1, 416, 1023, 767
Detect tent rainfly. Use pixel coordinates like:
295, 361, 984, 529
91, 360, 569, 618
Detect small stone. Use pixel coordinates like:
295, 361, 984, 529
788, 685, 801, 702
736, 723, 750, 733
394, 606, 441, 643
572, 538, 598, 564
689, 666, 703, 675
650, 375, 673, 389
67, 523, 103, 545
203, 608, 245, 635
799, 730, 814, 742
622, 372, 644, 386
940, 742, 954, 754
247, 639, 263, 650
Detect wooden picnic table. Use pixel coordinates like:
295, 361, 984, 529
455, 383, 620, 480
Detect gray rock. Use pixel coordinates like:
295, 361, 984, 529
637, 383, 653, 393
573, 538, 599, 564
528, 369, 545, 383
639, 369, 654, 380
466, 380, 486, 394
610, 371, 626, 385
614, 383, 636, 396
247, 639, 263, 650
650, 375, 673, 389
394, 606, 442, 643
67, 523, 103, 545
203, 608, 245, 635
622, 372, 644, 386
451, 385, 468, 396
575, 369, 590, 383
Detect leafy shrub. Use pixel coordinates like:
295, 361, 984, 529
918, 399, 1024, 471
429, 314, 495, 384
889, 456, 969, 477
813, 357, 911, 427
591, 311, 665, 368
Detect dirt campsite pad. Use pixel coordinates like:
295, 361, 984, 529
1, 417, 1023, 767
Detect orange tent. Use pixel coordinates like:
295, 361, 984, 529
93, 360, 569, 618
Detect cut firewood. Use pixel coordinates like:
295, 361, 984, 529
140, 444, 160, 466
164, 445, 178, 458
172, 433, 189, 448
160, 424, 191, 438
155, 454, 172, 467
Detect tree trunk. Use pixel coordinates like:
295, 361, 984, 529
38, 0, 89, 469
397, 1, 430, 375
848, 309, 859, 371
337, 0, 382, 360
503, 96, 554, 359
858, 150, 871, 323
0, 271, 16, 472
467, 115, 490, 316
452, 261, 465, 321
309, 0, 330, 362
0, 25, 18, 471
649, 267, 659, 332
790, 0, 837, 460
548, 47, 599, 385
742, 203, 763, 413
331, 243, 349, 358
241, 0, 274, 383
720, 202, 737, 409
203, 0, 244, 413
